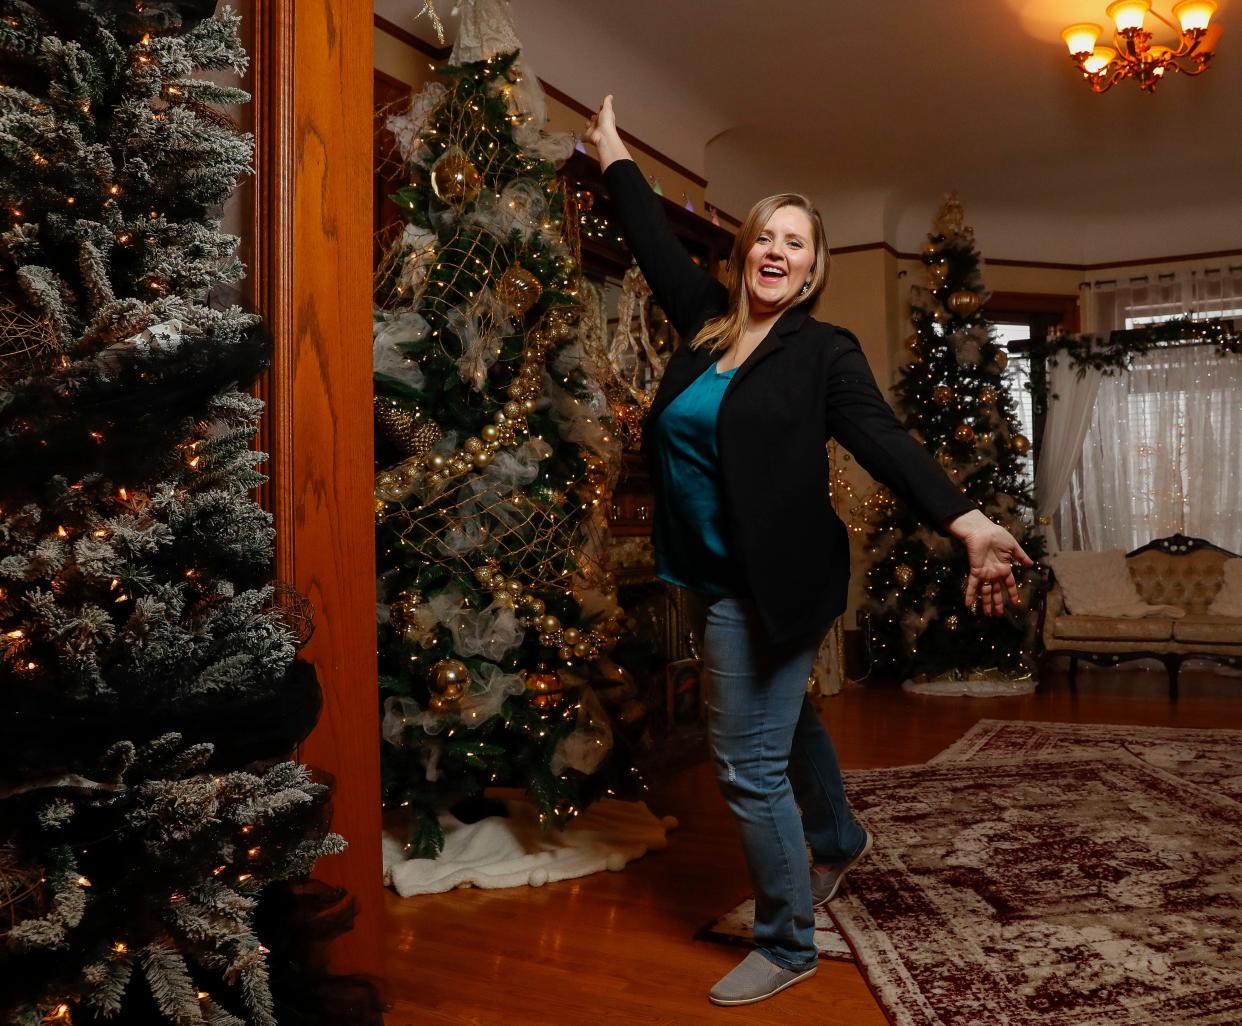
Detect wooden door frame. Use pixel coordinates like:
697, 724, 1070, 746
249, 0, 382, 977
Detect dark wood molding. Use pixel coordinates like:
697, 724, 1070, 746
833, 240, 901, 259
895, 245, 1242, 272
371, 12, 718, 196
375, 66, 414, 95
986, 290, 1081, 332
374, 12, 450, 60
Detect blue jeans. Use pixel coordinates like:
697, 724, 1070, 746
686, 591, 868, 971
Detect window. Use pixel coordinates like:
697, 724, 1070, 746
991, 321, 1036, 482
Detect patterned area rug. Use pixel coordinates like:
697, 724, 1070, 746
832, 753, 1242, 1026
697, 897, 853, 961
935, 719, 1242, 804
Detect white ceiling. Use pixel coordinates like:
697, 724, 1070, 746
374, 0, 1242, 265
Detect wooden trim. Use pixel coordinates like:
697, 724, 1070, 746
1079, 247, 1242, 272
890, 245, 1242, 272
374, 12, 450, 60
252, 4, 295, 576
256, 0, 383, 978
705, 204, 742, 229
833, 240, 901, 259
372, 12, 712, 192
375, 66, 413, 96
536, 79, 709, 190
987, 291, 1081, 326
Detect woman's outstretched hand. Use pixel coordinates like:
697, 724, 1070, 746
945, 509, 1036, 616
583, 95, 631, 170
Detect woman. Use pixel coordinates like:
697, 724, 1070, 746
585, 97, 1033, 1007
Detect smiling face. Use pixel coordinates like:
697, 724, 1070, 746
742, 205, 817, 317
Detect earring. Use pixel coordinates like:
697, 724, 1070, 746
800, 282, 810, 294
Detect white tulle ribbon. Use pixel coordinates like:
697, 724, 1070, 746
373, 309, 429, 390
386, 82, 447, 166
550, 686, 613, 776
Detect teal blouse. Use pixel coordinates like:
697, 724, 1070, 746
651, 361, 743, 597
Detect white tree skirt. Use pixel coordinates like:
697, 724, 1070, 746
383, 788, 678, 896
902, 677, 1039, 697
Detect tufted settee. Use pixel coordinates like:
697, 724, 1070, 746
1038, 534, 1242, 695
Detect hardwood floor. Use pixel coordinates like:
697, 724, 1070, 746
380, 661, 1242, 1024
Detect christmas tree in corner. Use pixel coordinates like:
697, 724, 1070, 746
0, 3, 345, 1024
374, 2, 633, 859
860, 194, 1046, 683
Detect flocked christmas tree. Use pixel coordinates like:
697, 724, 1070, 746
0, 3, 347, 1023
373, 4, 633, 859
860, 194, 1046, 680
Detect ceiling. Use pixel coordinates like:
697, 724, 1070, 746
374, 0, 1242, 265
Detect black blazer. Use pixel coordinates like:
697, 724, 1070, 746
603, 159, 976, 647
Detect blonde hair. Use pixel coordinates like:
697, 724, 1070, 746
690, 193, 830, 353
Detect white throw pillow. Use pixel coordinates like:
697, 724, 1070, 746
1208, 558, 1242, 617
1048, 549, 1185, 618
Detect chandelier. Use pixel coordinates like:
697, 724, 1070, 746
1060, 1, 1221, 92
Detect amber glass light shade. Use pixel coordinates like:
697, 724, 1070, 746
1062, 22, 1103, 54
1083, 46, 1118, 73
1172, 0, 1216, 32
1106, 0, 1152, 31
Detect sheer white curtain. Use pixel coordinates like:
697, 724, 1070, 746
1051, 263, 1242, 552
1035, 357, 1102, 554
1058, 344, 1242, 553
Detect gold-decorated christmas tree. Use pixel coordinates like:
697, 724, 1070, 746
860, 194, 1046, 681
373, 22, 635, 857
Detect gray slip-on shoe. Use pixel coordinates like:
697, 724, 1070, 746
708, 950, 818, 1006
811, 827, 874, 908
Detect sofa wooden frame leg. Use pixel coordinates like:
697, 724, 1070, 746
1162, 655, 1182, 699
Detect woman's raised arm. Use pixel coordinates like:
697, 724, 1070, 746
585, 96, 725, 338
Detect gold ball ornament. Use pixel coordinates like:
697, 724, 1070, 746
524, 665, 564, 710
894, 564, 914, 587
431, 148, 482, 203
429, 658, 470, 694
992, 348, 1009, 370
539, 614, 561, 634
496, 265, 543, 316
947, 291, 981, 318
428, 694, 456, 714
979, 386, 999, 405
389, 590, 423, 630
562, 627, 580, 645
955, 423, 975, 443
374, 464, 419, 503
933, 385, 954, 406
1011, 433, 1031, 456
